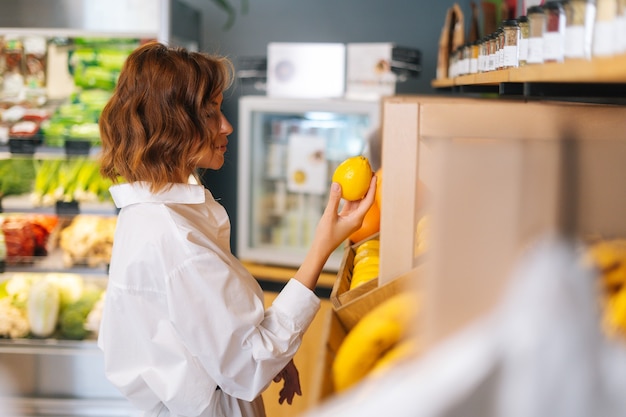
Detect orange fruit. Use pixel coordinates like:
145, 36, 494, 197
349, 200, 381, 244
332, 156, 373, 201
375, 168, 383, 209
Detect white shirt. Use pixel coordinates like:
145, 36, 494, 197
98, 182, 321, 417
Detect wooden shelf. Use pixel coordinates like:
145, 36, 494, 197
432, 54, 626, 87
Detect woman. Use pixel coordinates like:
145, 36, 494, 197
97, 42, 376, 417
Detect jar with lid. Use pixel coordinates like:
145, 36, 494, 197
518, 15, 530, 65
527, 5, 546, 63
543, 1, 566, 62
462, 42, 472, 75
594, 0, 618, 56
564, 0, 596, 59
486, 34, 495, 71
502, 19, 520, 68
470, 40, 480, 74
496, 27, 505, 69
478, 37, 487, 72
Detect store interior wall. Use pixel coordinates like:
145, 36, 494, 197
179, 0, 474, 256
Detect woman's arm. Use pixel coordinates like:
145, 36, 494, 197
294, 177, 377, 291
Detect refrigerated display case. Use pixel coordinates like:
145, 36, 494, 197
237, 96, 381, 272
0, 1, 202, 416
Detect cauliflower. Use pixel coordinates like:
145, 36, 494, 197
84, 291, 105, 335
0, 297, 30, 338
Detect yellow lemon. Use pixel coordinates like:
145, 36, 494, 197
354, 255, 380, 270
350, 266, 379, 290
353, 247, 380, 265
332, 155, 373, 201
356, 239, 380, 253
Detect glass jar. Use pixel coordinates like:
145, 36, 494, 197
543, 1, 566, 62
487, 33, 497, 71
518, 15, 530, 65
496, 28, 505, 69
594, 0, 618, 56
478, 37, 487, 72
470, 40, 480, 74
463, 42, 472, 75
564, 0, 596, 59
502, 19, 520, 68
528, 5, 546, 63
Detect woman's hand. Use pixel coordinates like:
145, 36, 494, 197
273, 359, 302, 405
318, 176, 378, 250
295, 176, 377, 290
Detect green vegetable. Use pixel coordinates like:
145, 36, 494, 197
58, 284, 103, 340
0, 159, 36, 198
27, 278, 60, 338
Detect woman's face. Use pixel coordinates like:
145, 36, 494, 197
197, 93, 233, 170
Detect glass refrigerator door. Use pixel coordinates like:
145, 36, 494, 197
238, 96, 380, 271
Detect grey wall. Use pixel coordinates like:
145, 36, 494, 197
181, 0, 474, 255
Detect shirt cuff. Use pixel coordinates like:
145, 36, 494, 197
272, 279, 321, 330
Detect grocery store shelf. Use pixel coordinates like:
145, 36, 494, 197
0, 144, 102, 160
432, 54, 626, 99
0, 396, 133, 417
0, 337, 100, 355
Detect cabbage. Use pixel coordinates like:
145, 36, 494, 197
27, 278, 60, 338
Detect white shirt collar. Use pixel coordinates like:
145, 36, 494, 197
110, 182, 207, 208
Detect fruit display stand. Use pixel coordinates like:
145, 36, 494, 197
312, 93, 626, 408
380, 95, 626, 353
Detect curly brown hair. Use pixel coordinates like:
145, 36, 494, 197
99, 42, 234, 192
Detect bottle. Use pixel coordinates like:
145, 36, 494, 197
502, 19, 521, 68
543, 1, 567, 62
528, 5, 546, 63
518, 15, 530, 65
564, 0, 597, 59
594, 0, 618, 56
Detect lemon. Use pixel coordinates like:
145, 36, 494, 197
353, 247, 380, 265
350, 266, 379, 289
332, 155, 373, 201
356, 239, 380, 253
354, 255, 380, 269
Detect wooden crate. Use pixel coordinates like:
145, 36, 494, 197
330, 234, 421, 330
314, 264, 421, 402
309, 307, 347, 403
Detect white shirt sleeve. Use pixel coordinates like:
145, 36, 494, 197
166, 252, 320, 401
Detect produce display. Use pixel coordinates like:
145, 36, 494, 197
0, 158, 36, 200
59, 215, 116, 268
0, 272, 105, 340
331, 291, 420, 392
31, 158, 113, 207
349, 238, 380, 290
0, 214, 58, 263
587, 238, 626, 339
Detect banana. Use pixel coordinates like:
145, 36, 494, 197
370, 336, 420, 376
331, 291, 419, 392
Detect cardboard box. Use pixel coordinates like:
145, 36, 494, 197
266, 42, 346, 98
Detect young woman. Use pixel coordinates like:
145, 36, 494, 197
97, 42, 376, 417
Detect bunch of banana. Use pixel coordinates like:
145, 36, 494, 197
331, 291, 420, 392
586, 238, 626, 338
350, 238, 380, 290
